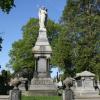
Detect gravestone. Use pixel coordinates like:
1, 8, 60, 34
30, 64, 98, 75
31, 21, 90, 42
74, 71, 99, 96
28, 7, 56, 96
9, 89, 21, 100
62, 77, 74, 100
9, 78, 21, 100
62, 89, 74, 100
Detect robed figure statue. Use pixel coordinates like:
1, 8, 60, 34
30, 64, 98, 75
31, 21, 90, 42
39, 7, 47, 30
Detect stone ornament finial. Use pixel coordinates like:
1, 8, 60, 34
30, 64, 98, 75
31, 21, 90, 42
63, 77, 73, 89
10, 77, 21, 89
38, 7, 48, 30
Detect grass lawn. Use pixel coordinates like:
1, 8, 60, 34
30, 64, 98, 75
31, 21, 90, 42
22, 96, 61, 100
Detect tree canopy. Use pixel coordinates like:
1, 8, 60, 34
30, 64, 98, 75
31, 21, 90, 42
53, 0, 100, 78
0, 0, 15, 13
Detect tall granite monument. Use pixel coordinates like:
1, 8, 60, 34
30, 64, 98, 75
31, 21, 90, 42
29, 7, 56, 96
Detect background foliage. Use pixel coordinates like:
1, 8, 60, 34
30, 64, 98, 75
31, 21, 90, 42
0, 0, 15, 13
53, 0, 100, 78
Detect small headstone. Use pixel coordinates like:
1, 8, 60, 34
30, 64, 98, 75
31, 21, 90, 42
9, 89, 21, 100
62, 77, 74, 100
9, 78, 21, 100
62, 89, 74, 100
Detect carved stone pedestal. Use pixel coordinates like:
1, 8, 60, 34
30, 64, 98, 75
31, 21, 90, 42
29, 78, 56, 96
74, 71, 99, 96
28, 9, 56, 95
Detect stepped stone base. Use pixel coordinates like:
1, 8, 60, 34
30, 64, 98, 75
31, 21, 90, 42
27, 90, 57, 96
75, 95, 100, 100
74, 89, 99, 96
74, 88, 100, 100
0, 95, 9, 100
27, 77, 57, 96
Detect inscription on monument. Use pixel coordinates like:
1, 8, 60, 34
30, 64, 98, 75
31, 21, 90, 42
38, 58, 46, 73
84, 77, 93, 88
32, 79, 52, 85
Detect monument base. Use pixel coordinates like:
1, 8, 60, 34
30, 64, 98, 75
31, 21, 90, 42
27, 90, 57, 96
75, 95, 100, 100
74, 88, 99, 96
27, 77, 57, 96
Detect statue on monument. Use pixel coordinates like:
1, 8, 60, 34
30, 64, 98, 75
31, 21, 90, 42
39, 7, 47, 30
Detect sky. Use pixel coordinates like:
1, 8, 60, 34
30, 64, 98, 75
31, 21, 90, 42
0, 0, 66, 77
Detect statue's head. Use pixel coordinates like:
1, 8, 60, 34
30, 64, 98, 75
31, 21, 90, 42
41, 6, 47, 12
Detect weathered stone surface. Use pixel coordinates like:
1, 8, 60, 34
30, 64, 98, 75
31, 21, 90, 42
31, 78, 54, 85
30, 78, 56, 90
74, 71, 99, 97
0, 95, 9, 100
76, 71, 95, 77
37, 58, 47, 77
74, 95, 100, 100
27, 90, 56, 96
62, 89, 74, 100
29, 77, 56, 96
33, 29, 52, 55
9, 89, 21, 100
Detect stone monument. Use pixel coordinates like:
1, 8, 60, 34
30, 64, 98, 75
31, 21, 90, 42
74, 71, 99, 96
28, 7, 56, 96
62, 77, 74, 100
9, 78, 21, 100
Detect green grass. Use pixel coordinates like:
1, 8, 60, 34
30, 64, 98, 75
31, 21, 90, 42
22, 96, 61, 100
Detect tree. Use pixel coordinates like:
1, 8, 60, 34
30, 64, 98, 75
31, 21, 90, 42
52, 27, 74, 77
0, 70, 12, 95
52, 0, 78, 77
0, 0, 15, 13
70, 0, 100, 76
8, 18, 61, 72
62, 0, 100, 74
54, 0, 100, 77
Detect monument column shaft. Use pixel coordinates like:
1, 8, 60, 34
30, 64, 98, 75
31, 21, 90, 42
36, 57, 48, 78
